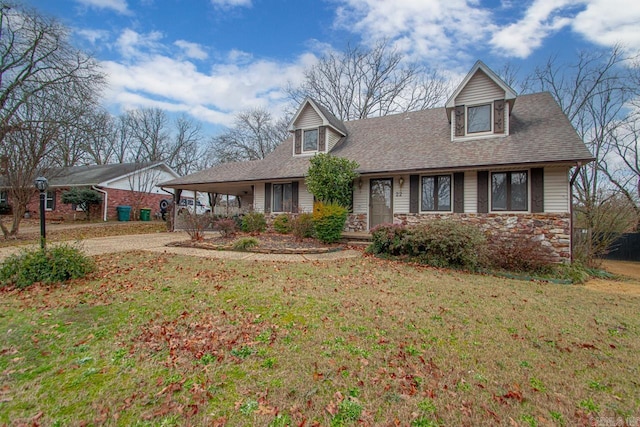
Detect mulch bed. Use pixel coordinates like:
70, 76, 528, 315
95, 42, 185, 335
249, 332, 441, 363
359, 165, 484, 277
168, 232, 345, 254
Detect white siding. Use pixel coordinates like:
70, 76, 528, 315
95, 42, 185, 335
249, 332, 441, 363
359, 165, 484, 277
106, 168, 177, 195
464, 171, 477, 213
295, 104, 322, 129
353, 179, 369, 215
544, 167, 570, 213
254, 183, 265, 213
456, 70, 505, 105
298, 181, 314, 212
393, 176, 409, 214
328, 128, 342, 151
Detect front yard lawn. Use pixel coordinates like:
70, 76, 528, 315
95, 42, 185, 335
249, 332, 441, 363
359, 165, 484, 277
1, 252, 638, 426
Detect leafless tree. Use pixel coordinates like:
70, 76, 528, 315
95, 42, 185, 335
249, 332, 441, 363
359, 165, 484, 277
524, 46, 639, 262
0, 2, 104, 237
81, 109, 117, 165
209, 108, 289, 162
287, 39, 449, 121
117, 108, 204, 174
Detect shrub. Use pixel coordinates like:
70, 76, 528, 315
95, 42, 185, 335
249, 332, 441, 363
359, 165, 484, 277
368, 223, 408, 255
0, 244, 95, 289
486, 236, 555, 273
180, 210, 211, 241
233, 237, 259, 251
213, 217, 237, 238
241, 212, 267, 233
273, 214, 293, 234
399, 220, 487, 269
61, 187, 103, 221
292, 213, 315, 240
305, 153, 359, 209
368, 220, 487, 270
313, 202, 348, 243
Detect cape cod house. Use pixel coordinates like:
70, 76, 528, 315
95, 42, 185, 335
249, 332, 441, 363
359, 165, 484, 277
161, 61, 594, 261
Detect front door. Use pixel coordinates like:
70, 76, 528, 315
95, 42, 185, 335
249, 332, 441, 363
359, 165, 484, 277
369, 178, 393, 229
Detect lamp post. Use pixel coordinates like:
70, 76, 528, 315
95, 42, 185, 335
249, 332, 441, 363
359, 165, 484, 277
34, 176, 48, 250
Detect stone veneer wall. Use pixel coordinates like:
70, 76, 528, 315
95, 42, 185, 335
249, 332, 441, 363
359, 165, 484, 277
345, 212, 571, 262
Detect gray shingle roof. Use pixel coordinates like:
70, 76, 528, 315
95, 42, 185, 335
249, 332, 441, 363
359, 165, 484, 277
161, 92, 594, 188
0, 162, 172, 188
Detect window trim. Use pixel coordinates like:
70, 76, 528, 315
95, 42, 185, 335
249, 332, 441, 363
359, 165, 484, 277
272, 182, 293, 213
490, 170, 529, 212
466, 103, 492, 135
302, 129, 319, 153
420, 174, 453, 212
45, 190, 56, 211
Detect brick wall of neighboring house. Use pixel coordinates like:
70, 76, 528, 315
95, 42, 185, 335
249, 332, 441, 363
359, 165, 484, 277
24, 187, 171, 221
376, 213, 571, 262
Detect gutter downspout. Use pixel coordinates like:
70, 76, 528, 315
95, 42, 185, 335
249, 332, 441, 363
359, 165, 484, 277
92, 186, 108, 222
569, 163, 582, 263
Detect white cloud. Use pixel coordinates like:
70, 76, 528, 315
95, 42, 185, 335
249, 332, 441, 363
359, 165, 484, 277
210, 0, 252, 8
333, 0, 494, 65
572, 0, 640, 52
115, 29, 164, 59
101, 30, 317, 126
74, 0, 130, 14
174, 40, 208, 60
489, 0, 576, 58
75, 28, 111, 44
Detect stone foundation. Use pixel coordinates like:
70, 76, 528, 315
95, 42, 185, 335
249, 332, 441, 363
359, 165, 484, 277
393, 213, 571, 262
345, 214, 367, 232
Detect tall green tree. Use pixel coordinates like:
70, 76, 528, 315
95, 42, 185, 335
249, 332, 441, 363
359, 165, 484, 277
305, 153, 359, 208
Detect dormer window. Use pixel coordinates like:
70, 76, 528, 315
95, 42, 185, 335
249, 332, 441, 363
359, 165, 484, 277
303, 129, 319, 152
467, 104, 491, 133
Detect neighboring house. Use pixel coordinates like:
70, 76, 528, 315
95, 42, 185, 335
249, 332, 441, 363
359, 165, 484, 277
161, 61, 594, 261
2, 162, 179, 221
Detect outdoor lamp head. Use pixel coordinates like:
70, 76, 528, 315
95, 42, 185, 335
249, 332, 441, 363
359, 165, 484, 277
34, 176, 48, 192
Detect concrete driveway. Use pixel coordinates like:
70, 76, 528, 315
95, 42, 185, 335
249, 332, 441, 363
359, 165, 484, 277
0, 231, 361, 262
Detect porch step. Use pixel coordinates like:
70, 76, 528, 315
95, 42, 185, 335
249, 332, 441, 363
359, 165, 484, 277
341, 232, 372, 247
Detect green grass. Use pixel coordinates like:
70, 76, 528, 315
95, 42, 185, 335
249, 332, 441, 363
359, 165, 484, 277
0, 252, 638, 425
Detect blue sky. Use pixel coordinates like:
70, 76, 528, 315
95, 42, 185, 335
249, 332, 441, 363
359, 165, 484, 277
26, 0, 640, 132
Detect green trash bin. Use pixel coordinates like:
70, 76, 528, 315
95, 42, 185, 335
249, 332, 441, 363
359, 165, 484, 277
140, 208, 151, 221
116, 205, 131, 222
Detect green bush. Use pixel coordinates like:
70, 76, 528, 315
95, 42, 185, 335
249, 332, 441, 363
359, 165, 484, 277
400, 220, 487, 269
305, 153, 359, 209
292, 213, 315, 240
233, 237, 259, 251
368, 223, 408, 255
368, 220, 486, 270
313, 202, 348, 243
273, 214, 293, 234
241, 212, 267, 233
0, 244, 95, 289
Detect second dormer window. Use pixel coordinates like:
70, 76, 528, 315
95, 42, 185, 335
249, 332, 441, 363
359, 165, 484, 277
467, 104, 491, 133
303, 129, 318, 152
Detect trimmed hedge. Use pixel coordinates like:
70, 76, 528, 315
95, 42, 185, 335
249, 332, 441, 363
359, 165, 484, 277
312, 202, 348, 243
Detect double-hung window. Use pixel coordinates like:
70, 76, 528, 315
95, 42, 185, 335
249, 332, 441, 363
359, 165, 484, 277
303, 129, 318, 152
273, 183, 293, 212
421, 175, 451, 211
45, 190, 56, 211
491, 171, 528, 211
